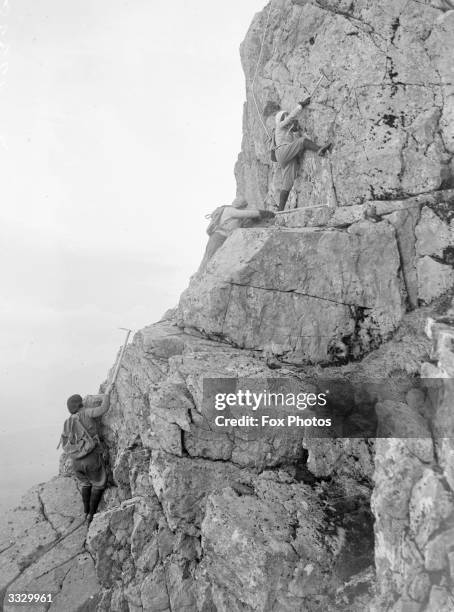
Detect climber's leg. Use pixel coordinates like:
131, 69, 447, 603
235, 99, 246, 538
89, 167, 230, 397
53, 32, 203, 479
299, 137, 320, 152
281, 157, 298, 191
87, 487, 104, 524
276, 141, 303, 167
198, 232, 227, 272
318, 142, 333, 156
300, 137, 332, 156
82, 447, 107, 489
81, 486, 92, 518
278, 190, 290, 211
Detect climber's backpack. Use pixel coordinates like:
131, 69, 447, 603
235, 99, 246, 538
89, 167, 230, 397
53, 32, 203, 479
205, 205, 228, 236
58, 413, 98, 459
270, 129, 277, 162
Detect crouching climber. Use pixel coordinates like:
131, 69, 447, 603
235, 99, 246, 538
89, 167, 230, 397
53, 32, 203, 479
199, 197, 275, 271
59, 383, 114, 524
274, 97, 332, 211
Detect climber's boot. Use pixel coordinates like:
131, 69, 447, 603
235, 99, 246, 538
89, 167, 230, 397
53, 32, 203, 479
81, 486, 92, 520
278, 190, 290, 211
318, 143, 333, 157
87, 488, 104, 524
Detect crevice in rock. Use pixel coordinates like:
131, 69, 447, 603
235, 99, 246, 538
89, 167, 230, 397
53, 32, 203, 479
0, 541, 15, 555
37, 488, 59, 535
32, 551, 83, 584
429, 246, 454, 267
314, 0, 387, 43
221, 282, 234, 337
227, 280, 372, 310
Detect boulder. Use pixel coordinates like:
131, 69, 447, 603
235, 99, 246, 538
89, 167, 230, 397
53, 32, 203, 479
417, 256, 454, 304
178, 221, 404, 363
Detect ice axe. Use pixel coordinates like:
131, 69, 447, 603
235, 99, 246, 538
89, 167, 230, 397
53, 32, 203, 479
111, 327, 132, 385
309, 69, 330, 98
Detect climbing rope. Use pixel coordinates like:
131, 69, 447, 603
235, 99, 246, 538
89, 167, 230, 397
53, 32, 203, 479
250, 2, 273, 140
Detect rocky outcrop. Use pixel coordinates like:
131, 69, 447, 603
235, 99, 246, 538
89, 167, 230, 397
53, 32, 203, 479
237, 0, 454, 210
178, 221, 405, 363
179, 190, 454, 363
1, 305, 447, 611
1, 1, 454, 610
372, 307, 454, 612
0, 477, 100, 611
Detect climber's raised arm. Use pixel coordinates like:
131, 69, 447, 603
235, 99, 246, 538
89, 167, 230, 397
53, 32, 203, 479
229, 208, 261, 220
277, 97, 311, 128
229, 208, 275, 221
84, 383, 114, 418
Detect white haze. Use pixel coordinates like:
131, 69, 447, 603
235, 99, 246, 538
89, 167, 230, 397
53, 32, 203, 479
0, 0, 266, 512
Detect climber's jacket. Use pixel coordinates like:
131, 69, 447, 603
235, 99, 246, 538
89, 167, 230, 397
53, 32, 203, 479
275, 102, 306, 147
215, 206, 264, 237
68, 393, 111, 439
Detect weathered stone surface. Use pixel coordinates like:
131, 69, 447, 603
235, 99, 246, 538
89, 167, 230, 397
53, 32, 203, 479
275, 203, 367, 228
424, 527, 454, 571
4, 2, 454, 610
426, 585, 454, 612
373, 307, 454, 610
4, 306, 452, 612
199, 473, 363, 611
371, 189, 454, 216
0, 477, 100, 612
384, 208, 421, 309
417, 256, 454, 304
178, 221, 404, 363
409, 469, 454, 549
415, 206, 454, 258
149, 452, 252, 535
237, 0, 454, 209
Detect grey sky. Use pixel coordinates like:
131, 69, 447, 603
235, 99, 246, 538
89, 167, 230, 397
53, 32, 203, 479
0, 0, 265, 507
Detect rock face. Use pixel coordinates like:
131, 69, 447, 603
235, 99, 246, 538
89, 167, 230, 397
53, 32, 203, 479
0, 477, 100, 612
179, 192, 454, 363
2, 307, 451, 611
1, 1, 454, 611
236, 0, 454, 210
178, 221, 405, 363
372, 311, 454, 612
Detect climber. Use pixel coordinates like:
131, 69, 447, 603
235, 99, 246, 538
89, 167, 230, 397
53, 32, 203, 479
198, 197, 275, 271
274, 97, 332, 211
60, 383, 114, 524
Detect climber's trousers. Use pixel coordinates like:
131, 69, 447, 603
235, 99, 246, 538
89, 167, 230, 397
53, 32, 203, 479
276, 137, 320, 191
198, 232, 227, 273
73, 447, 107, 489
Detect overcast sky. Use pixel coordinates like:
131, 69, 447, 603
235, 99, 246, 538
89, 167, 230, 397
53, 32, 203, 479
0, 0, 265, 436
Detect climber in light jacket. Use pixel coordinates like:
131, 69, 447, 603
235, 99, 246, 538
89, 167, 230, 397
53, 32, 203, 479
275, 96, 332, 211
64, 384, 113, 524
198, 198, 275, 272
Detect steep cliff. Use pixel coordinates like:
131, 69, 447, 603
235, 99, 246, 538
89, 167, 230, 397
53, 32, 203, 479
236, 0, 454, 210
1, 1, 454, 611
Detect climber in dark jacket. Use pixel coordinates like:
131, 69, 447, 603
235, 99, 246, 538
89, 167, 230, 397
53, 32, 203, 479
65, 383, 114, 523
275, 97, 332, 211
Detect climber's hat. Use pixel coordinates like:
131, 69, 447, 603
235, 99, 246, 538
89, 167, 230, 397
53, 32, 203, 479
275, 110, 289, 125
67, 394, 83, 414
232, 197, 248, 209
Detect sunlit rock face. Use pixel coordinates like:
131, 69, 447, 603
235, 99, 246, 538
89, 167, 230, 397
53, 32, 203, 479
178, 191, 454, 364
178, 221, 405, 363
236, 0, 454, 210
